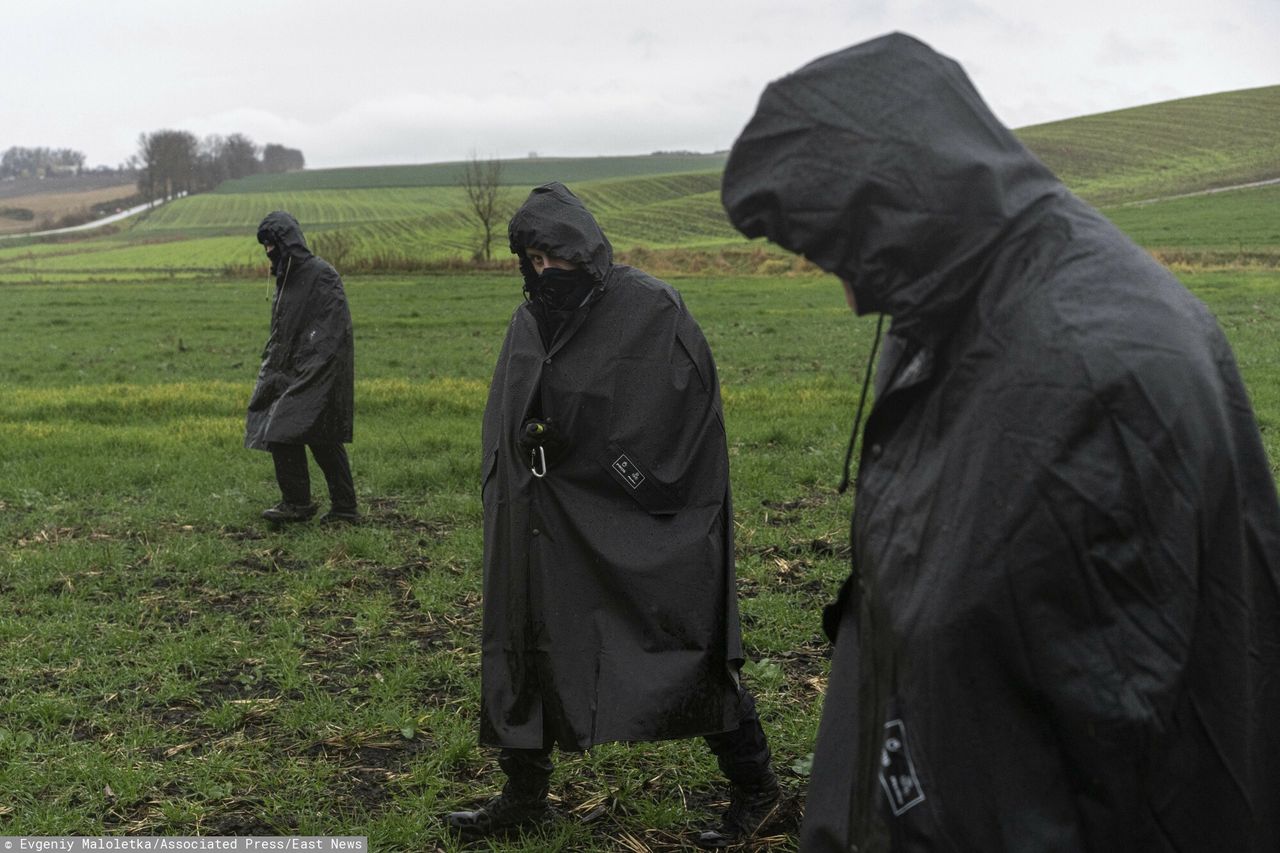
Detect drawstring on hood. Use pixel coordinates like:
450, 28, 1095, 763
270, 256, 293, 325
837, 313, 885, 494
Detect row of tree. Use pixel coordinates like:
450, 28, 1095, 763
136, 130, 305, 201
1, 146, 87, 179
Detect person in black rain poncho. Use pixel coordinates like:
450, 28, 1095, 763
245, 211, 358, 525
721, 33, 1280, 853
447, 183, 779, 847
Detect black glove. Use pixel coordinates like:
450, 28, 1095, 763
822, 574, 858, 643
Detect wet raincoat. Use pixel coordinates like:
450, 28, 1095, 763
480, 183, 743, 751
722, 32, 1280, 853
244, 211, 354, 450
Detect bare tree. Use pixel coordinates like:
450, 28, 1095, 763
461, 152, 506, 262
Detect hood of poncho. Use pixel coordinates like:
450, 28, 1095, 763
508, 182, 614, 289
722, 32, 1063, 334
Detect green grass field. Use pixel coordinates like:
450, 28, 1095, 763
1102, 182, 1280, 262
3, 264, 1279, 849
1016, 84, 1280, 205
0, 272, 872, 850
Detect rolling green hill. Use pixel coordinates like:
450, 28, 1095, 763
0, 171, 744, 280
1016, 85, 1280, 206
215, 152, 728, 193
0, 86, 1275, 282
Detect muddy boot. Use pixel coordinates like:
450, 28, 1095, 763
700, 687, 779, 847
319, 508, 360, 526
446, 787, 551, 839
696, 772, 782, 849
447, 748, 553, 839
261, 501, 317, 523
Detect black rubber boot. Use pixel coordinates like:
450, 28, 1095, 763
319, 508, 360, 525
699, 687, 780, 847
696, 772, 782, 849
448, 748, 554, 839
446, 788, 551, 839
261, 501, 318, 523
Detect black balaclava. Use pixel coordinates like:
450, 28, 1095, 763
260, 240, 283, 275
528, 266, 595, 346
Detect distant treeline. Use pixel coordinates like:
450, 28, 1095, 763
2, 132, 306, 205
1, 146, 87, 179
135, 130, 305, 202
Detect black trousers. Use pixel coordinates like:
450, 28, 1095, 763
498, 687, 773, 796
268, 442, 356, 512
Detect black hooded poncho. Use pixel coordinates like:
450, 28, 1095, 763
479, 183, 744, 751
722, 33, 1280, 853
245, 211, 354, 450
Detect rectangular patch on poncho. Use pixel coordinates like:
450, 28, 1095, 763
612, 454, 646, 488
879, 719, 926, 816
603, 446, 682, 515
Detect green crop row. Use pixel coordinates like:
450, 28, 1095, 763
135, 188, 471, 234
1017, 85, 1280, 205
214, 153, 729, 193
4, 180, 1274, 285
0, 172, 747, 279
1103, 183, 1280, 256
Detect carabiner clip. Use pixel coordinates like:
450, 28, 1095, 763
530, 445, 547, 478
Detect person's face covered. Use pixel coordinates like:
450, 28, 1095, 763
525, 247, 576, 275
524, 247, 594, 311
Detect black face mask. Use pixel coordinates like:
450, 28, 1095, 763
263, 243, 282, 275
532, 266, 594, 310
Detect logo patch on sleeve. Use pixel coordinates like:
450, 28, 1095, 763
879, 719, 925, 816
612, 454, 646, 489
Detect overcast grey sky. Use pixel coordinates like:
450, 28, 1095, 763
4, 0, 1276, 170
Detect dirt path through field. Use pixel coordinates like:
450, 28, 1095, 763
0, 194, 180, 240
1118, 176, 1280, 207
